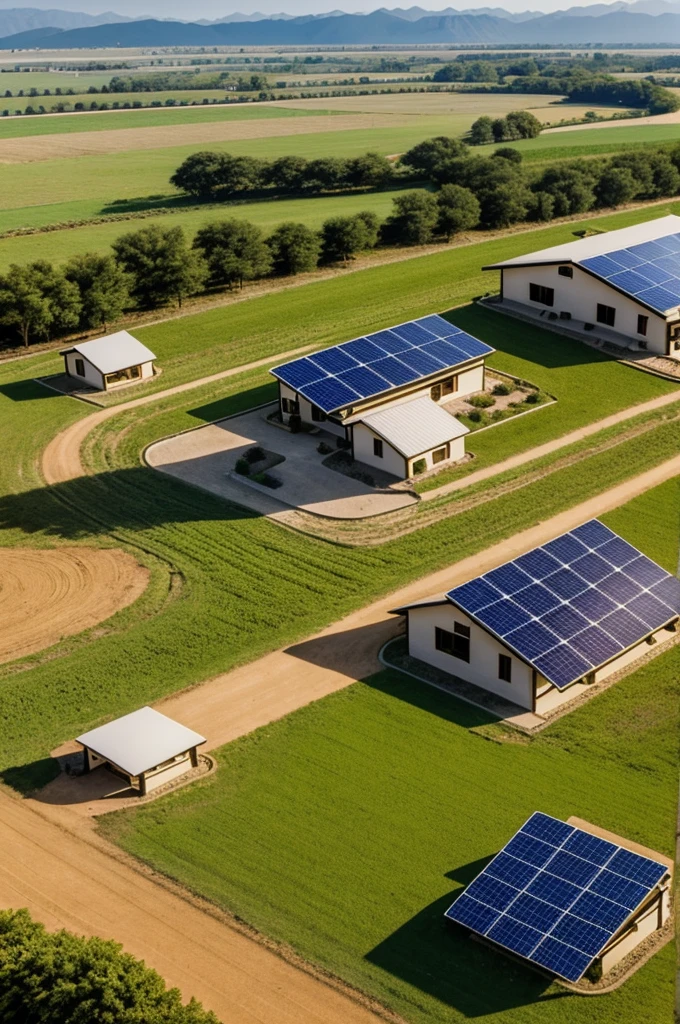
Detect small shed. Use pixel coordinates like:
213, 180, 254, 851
61, 330, 156, 391
353, 395, 470, 478
76, 706, 206, 796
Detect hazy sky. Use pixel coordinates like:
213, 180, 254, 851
0, 0, 624, 17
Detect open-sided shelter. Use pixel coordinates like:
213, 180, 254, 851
270, 314, 492, 479
392, 519, 680, 715
77, 706, 206, 796
485, 214, 680, 358
445, 811, 672, 984
62, 330, 156, 391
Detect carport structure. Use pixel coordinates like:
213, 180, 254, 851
77, 706, 206, 797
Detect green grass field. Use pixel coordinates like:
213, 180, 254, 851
0, 101, 324, 136
482, 123, 680, 163
98, 478, 679, 1024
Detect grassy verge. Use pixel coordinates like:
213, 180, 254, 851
481, 122, 680, 163
97, 479, 678, 1024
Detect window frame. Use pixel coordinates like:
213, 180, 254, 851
311, 404, 326, 422
432, 446, 448, 464
498, 653, 512, 683
637, 314, 648, 337
435, 622, 470, 663
74, 357, 85, 377
529, 283, 554, 307
596, 303, 616, 328
373, 437, 384, 459
558, 265, 573, 279
281, 397, 300, 415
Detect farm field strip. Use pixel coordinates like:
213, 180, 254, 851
480, 122, 680, 162
98, 479, 679, 1024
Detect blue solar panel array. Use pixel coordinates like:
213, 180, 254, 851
578, 231, 680, 312
271, 315, 495, 414
447, 520, 680, 690
445, 812, 668, 983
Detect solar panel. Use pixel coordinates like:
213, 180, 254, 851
271, 315, 494, 413
636, 285, 680, 312
299, 377, 359, 412
446, 520, 679, 691
580, 254, 623, 278
444, 812, 668, 983
336, 365, 391, 399
575, 232, 680, 312
607, 270, 650, 295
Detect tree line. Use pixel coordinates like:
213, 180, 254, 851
0, 908, 219, 1023
5, 136, 680, 349
469, 111, 542, 145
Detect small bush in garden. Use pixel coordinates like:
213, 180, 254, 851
524, 392, 540, 404
412, 458, 427, 475
492, 381, 512, 396
246, 445, 265, 464
467, 409, 487, 424
253, 472, 282, 488
235, 457, 250, 475
468, 392, 495, 409
317, 441, 333, 455
288, 414, 301, 433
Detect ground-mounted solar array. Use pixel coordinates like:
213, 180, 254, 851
271, 315, 494, 414
447, 519, 680, 690
445, 812, 668, 983
578, 232, 680, 313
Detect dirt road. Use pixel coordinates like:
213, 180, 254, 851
0, 791, 385, 1024
0, 547, 148, 664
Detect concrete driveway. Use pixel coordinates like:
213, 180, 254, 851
145, 404, 418, 520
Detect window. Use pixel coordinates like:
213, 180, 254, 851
430, 383, 441, 402
597, 303, 616, 327
373, 437, 383, 458
281, 398, 299, 415
499, 654, 512, 683
74, 358, 85, 377
311, 405, 326, 422
558, 265, 573, 278
105, 366, 141, 386
637, 314, 648, 337
432, 376, 459, 401
529, 283, 554, 307
435, 622, 470, 663
432, 446, 448, 464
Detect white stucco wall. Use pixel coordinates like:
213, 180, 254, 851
407, 603, 534, 709
600, 896, 665, 975
502, 264, 670, 355
593, 623, 676, 682
352, 422, 406, 478
144, 752, 193, 793
141, 360, 154, 380
64, 352, 104, 390
407, 435, 466, 476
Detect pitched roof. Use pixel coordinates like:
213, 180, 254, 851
65, 331, 156, 375
270, 314, 494, 415
360, 395, 469, 459
77, 706, 205, 777
484, 215, 680, 316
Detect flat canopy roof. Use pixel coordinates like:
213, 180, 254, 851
62, 330, 156, 375
484, 215, 680, 315
361, 394, 469, 459
271, 314, 494, 415
77, 706, 206, 777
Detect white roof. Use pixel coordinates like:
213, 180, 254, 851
360, 395, 469, 459
485, 215, 680, 269
77, 706, 205, 777
68, 331, 156, 375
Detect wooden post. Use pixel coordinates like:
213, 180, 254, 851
190, 746, 198, 768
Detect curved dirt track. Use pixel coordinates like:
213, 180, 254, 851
0, 547, 149, 664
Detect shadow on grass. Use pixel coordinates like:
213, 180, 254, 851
187, 383, 276, 424
1, 758, 60, 795
363, 670, 498, 731
0, 379, 63, 402
366, 882, 566, 1019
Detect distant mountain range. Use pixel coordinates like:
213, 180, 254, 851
4, 1, 680, 49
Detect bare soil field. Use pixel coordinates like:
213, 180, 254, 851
545, 108, 680, 133
0, 547, 149, 663
0, 111, 398, 164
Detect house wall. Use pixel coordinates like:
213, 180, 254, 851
593, 622, 677, 682
141, 360, 154, 380
534, 680, 588, 716
407, 435, 466, 476
352, 422, 406, 477
143, 752, 193, 793
599, 895, 666, 975
501, 264, 670, 355
64, 352, 104, 390
407, 604, 534, 709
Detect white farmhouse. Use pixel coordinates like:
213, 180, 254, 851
485, 214, 680, 359
61, 330, 156, 391
392, 519, 679, 716
270, 314, 493, 479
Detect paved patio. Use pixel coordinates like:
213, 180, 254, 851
145, 404, 418, 520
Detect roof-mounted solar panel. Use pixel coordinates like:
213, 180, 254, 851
444, 812, 668, 983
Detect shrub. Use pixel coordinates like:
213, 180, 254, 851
317, 441, 333, 455
524, 392, 540, 404
235, 457, 250, 475
492, 381, 512, 396
467, 392, 495, 408
252, 471, 282, 488
467, 409, 486, 423
245, 445, 265, 464
412, 458, 427, 475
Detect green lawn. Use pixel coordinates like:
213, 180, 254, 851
481, 122, 680, 163
0, 101, 325, 137
98, 479, 679, 1024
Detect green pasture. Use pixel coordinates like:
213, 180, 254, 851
483, 122, 680, 163
0, 187, 415, 270
99, 481, 679, 1024
0, 70, 119, 92
0, 100, 322, 136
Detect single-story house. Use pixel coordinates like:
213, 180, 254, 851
76, 706, 206, 796
445, 811, 672, 984
61, 330, 156, 391
270, 313, 493, 479
484, 214, 680, 358
391, 519, 680, 716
